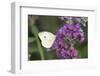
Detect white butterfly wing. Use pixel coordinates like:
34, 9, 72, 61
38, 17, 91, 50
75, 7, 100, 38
38, 31, 56, 48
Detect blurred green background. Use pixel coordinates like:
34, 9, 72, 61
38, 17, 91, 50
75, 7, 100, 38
28, 15, 88, 61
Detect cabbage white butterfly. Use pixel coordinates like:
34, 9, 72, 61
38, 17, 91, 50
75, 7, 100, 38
38, 31, 56, 48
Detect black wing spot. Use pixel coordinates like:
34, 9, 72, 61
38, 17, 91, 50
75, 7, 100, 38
44, 36, 46, 38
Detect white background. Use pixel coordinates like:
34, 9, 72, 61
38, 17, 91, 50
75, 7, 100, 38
0, 0, 100, 76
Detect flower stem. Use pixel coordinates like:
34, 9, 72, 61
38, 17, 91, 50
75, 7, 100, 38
35, 34, 45, 60
29, 17, 45, 60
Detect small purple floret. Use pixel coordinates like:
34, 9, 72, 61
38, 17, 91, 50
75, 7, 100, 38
57, 46, 78, 59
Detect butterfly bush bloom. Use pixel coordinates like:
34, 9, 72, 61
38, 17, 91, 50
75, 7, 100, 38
58, 46, 78, 59
59, 16, 88, 27
52, 18, 84, 59
64, 24, 84, 43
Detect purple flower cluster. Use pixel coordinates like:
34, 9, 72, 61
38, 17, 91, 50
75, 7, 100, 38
65, 23, 84, 43
57, 46, 78, 59
52, 17, 85, 59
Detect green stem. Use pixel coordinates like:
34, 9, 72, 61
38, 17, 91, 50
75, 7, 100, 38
29, 18, 45, 60
35, 35, 44, 60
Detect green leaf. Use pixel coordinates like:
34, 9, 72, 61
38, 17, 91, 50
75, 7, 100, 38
81, 17, 88, 23
28, 47, 37, 53
28, 37, 36, 43
66, 19, 73, 24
